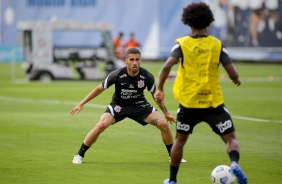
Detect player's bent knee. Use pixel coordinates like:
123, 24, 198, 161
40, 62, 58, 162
157, 121, 170, 131
94, 123, 108, 133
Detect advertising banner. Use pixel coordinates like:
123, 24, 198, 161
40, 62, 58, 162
0, 0, 281, 61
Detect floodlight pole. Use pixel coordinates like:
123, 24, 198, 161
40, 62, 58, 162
11, 49, 15, 82
0, 0, 2, 44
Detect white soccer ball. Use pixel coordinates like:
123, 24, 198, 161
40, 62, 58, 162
211, 165, 236, 184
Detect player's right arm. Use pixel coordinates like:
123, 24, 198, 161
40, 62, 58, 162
70, 84, 105, 116
70, 70, 119, 116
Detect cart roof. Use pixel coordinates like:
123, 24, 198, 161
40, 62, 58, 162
17, 20, 112, 31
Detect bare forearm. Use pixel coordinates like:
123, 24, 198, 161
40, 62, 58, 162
158, 66, 171, 91
158, 57, 177, 91
155, 100, 169, 115
228, 69, 239, 80
79, 84, 104, 105
224, 64, 238, 79
224, 64, 241, 86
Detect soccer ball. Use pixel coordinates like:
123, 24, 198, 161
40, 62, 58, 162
211, 165, 236, 184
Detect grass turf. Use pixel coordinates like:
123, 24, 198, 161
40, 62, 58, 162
0, 62, 282, 183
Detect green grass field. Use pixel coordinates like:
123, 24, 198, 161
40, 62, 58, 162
1, 62, 282, 184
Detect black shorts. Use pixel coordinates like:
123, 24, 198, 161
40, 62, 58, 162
176, 104, 235, 135
105, 102, 156, 126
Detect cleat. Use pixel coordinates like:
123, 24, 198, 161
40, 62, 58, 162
169, 157, 187, 163
231, 161, 248, 184
163, 178, 177, 184
72, 154, 83, 164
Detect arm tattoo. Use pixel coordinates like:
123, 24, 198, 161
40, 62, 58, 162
162, 105, 168, 112
151, 118, 158, 126
158, 104, 168, 113
151, 92, 168, 114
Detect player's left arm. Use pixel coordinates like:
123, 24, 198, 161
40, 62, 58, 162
147, 73, 176, 123
220, 45, 241, 86
224, 64, 241, 86
151, 90, 176, 124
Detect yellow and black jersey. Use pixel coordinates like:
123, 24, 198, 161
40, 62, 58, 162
173, 35, 225, 108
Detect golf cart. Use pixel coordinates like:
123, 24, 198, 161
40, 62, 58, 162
18, 20, 125, 82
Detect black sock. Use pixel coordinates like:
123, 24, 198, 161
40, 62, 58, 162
229, 150, 240, 163
170, 165, 179, 182
77, 143, 90, 158
166, 144, 173, 156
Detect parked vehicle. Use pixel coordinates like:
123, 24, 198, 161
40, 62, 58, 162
18, 21, 125, 82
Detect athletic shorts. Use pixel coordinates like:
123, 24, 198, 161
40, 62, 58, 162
176, 104, 235, 135
105, 102, 156, 126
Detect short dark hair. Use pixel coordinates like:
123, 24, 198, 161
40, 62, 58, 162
181, 2, 214, 29
126, 48, 141, 57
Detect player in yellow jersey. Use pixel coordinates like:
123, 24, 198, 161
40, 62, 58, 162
154, 2, 248, 184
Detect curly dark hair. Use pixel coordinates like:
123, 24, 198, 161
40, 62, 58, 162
181, 2, 214, 29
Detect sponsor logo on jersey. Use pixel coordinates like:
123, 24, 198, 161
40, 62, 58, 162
135, 100, 144, 104
119, 74, 127, 78
197, 90, 211, 96
198, 100, 212, 105
140, 75, 145, 79
141, 104, 151, 108
121, 89, 137, 93
120, 89, 140, 99
129, 84, 134, 88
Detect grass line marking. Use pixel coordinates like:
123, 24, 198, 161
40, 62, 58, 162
1, 95, 282, 124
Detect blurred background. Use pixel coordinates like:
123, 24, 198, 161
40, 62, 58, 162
0, 0, 281, 63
